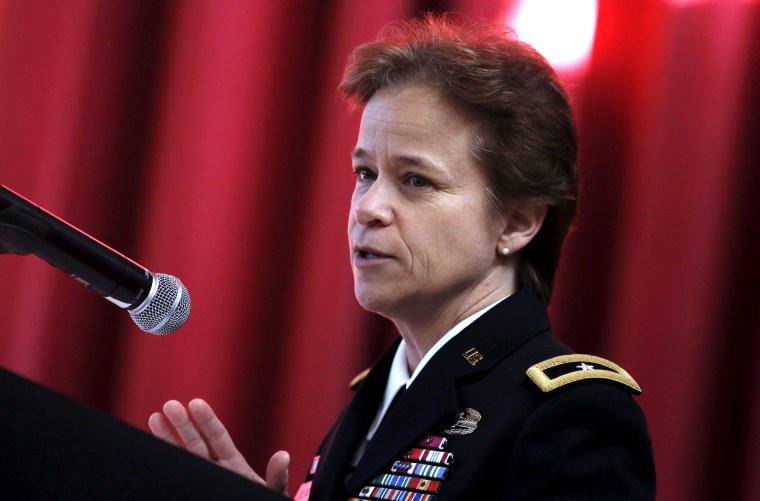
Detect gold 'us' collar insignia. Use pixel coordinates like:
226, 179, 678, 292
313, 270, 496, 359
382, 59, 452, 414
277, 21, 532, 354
526, 354, 642, 394
462, 347, 484, 366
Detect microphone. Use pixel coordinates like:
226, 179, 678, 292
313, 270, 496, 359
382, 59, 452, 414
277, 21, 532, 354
0, 185, 191, 334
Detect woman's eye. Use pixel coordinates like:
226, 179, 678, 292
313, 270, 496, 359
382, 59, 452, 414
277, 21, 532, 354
354, 168, 375, 181
407, 174, 429, 188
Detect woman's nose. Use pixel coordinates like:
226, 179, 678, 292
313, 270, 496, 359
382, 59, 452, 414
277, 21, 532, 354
353, 182, 392, 226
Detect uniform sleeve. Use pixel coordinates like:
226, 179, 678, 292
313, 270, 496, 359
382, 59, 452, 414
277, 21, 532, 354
505, 382, 656, 500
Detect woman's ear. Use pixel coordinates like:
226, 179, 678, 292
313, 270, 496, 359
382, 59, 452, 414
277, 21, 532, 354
497, 203, 547, 255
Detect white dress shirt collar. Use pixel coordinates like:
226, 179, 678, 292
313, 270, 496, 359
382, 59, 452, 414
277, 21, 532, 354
366, 295, 510, 440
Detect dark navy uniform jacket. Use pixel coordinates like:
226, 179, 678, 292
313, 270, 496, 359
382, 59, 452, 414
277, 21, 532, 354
305, 288, 656, 500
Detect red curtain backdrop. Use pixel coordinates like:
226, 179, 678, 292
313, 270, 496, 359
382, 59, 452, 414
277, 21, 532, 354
1, 1, 758, 499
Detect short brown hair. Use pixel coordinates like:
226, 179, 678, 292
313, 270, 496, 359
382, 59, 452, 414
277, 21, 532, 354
340, 14, 578, 305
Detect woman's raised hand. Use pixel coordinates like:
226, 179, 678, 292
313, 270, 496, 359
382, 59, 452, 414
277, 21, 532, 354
148, 398, 290, 496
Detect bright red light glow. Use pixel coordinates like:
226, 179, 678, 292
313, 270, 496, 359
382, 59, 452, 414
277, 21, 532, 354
506, 0, 599, 71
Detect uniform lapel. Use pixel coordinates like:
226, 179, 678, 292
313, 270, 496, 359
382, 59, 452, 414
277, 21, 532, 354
343, 288, 550, 497
344, 360, 460, 495
308, 341, 398, 501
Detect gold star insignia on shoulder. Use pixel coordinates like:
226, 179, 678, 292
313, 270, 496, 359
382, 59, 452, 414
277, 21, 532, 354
349, 368, 370, 390
526, 354, 642, 394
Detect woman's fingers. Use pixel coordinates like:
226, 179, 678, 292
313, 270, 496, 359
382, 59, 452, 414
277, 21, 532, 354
148, 412, 181, 447
266, 450, 290, 495
185, 398, 228, 459
148, 398, 287, 492
186, 398, 262, 482
161, 400, 213, 458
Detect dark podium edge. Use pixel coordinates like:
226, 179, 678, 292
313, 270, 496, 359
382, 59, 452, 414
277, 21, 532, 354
0, 367, 290, 500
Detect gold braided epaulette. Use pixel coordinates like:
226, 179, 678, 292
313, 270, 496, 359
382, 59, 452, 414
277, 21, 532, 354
526, 354, 641, 394
349, 368, 370, 390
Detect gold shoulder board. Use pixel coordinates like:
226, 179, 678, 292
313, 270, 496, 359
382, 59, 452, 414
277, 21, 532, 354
526, 354, 641, 394
349, 368, 370, 390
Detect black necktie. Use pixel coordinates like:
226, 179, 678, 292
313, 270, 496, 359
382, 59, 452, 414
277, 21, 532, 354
348, 384, 407, 478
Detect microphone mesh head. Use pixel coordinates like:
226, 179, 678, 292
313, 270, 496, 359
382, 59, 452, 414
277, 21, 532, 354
129, 273, 191, 335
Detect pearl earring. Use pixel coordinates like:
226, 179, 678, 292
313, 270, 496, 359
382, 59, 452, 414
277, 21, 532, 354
501, 247, 510, 256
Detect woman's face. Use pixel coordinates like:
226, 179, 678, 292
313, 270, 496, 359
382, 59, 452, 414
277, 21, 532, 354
348, 85, 510, 322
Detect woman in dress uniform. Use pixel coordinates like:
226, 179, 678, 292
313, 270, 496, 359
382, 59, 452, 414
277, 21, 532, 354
149, 15, 656, 500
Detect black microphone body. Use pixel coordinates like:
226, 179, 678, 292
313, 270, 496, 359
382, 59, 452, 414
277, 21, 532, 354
0, 185, 190, 334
